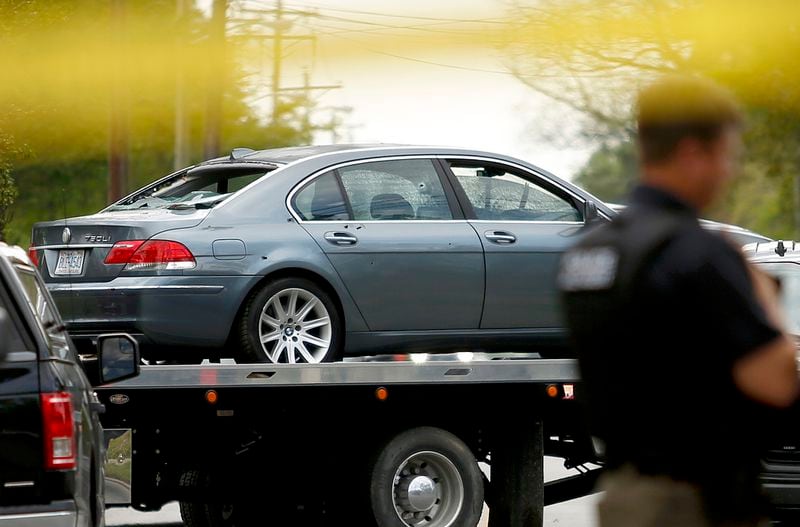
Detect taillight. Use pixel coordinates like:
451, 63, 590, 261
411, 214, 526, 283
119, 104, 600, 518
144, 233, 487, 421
104, 240, 196, 271
27, 246, 39, 267
41, 392, 76, 470
104, 240, 144, 265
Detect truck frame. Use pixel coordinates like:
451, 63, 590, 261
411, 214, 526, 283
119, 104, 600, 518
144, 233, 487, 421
95, 357, 602, 527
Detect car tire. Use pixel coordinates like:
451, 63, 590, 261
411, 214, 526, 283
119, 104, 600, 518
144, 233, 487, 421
370, 427, 484, 527
237, 277, 342, 364
179, 470, 257, 527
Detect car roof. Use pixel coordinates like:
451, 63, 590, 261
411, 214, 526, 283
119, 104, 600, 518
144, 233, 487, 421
214, 143, 555, 166
236, 143, 408, 164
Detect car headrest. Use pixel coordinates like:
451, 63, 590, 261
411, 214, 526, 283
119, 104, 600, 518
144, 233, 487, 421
370, 193, 414, 220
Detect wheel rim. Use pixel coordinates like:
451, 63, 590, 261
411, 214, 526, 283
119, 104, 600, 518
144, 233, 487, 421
258, 288, 332, 363
392, 451, 464, 527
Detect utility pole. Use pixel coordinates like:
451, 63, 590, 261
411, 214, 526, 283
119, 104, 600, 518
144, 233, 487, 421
174, 0, 189, 170
204, 0, 226, 160
109, 0, 129, 203
237, 4, 341, 138
271, 0, 283, 124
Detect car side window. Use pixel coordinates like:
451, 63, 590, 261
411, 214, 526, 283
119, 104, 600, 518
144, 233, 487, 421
293, 171, 350, 221
338, 159, 453, 221
0, 284, 31, 354
14, 266, 72, 360
448, 162, 582, 222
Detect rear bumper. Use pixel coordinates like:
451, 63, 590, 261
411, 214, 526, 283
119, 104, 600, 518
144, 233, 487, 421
47, 276, 254, 352
761, 463, 800, 508
0, 500, 76, 527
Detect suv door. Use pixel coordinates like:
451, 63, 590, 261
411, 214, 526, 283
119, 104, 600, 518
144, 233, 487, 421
0, 270, 43, 507
444, 158, 586, 333
293, 157, 485, 331
13, 263, 103, 526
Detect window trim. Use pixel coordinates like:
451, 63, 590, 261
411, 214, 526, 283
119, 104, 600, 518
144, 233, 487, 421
286, 156, 463, 223
440, 156, 587, 224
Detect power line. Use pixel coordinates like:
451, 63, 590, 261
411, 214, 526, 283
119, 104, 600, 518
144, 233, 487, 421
241, 0, 511, 24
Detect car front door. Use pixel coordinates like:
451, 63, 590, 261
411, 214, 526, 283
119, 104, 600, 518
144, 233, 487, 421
443, 158, 586, 333
292, 157, 485, 331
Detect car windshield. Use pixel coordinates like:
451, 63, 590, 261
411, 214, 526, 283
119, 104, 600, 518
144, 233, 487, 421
757, 262, 800, 335
106, 168, 270, 211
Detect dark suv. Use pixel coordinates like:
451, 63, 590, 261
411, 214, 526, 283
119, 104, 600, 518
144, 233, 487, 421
0, 243, 139, 526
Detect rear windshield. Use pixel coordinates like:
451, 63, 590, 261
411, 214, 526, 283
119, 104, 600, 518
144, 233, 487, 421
107, 167, 271, 211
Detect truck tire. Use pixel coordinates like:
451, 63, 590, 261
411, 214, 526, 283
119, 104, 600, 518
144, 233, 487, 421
238, 278, 342, 364
370, 427, 484, 527
178, 470, 254, 527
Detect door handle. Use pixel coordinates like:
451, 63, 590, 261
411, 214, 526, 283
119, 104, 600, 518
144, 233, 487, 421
324, 232, 358, 245
484, 230, 517, 244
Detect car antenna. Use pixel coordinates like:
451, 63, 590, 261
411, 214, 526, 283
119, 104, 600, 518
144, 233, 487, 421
776, 240, 787, 257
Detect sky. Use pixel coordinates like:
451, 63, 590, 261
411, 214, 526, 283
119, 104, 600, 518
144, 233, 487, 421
200, 0, 596, 180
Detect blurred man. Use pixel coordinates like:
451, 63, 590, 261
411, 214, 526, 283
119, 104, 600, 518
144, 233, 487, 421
558, 75, 798, 526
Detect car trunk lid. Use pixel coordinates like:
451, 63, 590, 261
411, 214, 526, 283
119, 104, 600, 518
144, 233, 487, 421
31, 209, 209, 283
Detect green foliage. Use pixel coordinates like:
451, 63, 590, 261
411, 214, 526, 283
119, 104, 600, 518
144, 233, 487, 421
0, 0, 332, 246
573, 142, 637, 205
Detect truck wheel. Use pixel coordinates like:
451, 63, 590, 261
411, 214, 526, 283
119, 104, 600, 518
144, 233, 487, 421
238, 278, 342, 364
178, 470, 254, 527
370, 427, 484, 527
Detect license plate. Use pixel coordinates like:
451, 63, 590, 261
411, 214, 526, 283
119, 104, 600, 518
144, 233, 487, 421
55, 250, 85, 276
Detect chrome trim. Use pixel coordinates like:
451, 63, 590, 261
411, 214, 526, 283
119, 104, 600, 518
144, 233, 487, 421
285, 153, 592, 225
3, 481, 34, 488
469, 220, 584, 225
0, 511, 75, 525
47, 285, 224, 293
289, 220, 468, 225
285, 155, 450, 224
30, 244, 113, 250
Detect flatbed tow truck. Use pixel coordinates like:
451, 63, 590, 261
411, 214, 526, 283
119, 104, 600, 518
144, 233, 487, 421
95, 354, 603, 527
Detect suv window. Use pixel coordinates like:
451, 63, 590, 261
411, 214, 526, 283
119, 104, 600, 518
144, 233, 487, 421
14, 265, 71, 360
338, 159, 453, 221
448, 162, 582, 222
0, 283, 30, 354
293, 172, 350, 221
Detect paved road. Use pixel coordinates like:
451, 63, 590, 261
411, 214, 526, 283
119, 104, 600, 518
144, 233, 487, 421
106, 457, 601, 526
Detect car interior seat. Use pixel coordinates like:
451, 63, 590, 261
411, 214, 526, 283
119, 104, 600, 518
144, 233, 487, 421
370, 193, 415, 220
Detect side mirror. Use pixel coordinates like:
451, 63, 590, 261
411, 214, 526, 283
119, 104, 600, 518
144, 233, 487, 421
584, 200, 600, 224
0, 308, 11, 362
95, 334, 140, 385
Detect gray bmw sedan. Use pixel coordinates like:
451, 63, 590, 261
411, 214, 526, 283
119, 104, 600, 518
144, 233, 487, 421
30, 144, 613, 363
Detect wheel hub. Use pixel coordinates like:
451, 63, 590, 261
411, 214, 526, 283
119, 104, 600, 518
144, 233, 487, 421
392, 452, 464, 527
283, 327, 295, 337
403, 476, 437, 511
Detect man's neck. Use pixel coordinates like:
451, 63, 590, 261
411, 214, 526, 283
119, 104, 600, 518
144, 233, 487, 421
640, 169, 706, 211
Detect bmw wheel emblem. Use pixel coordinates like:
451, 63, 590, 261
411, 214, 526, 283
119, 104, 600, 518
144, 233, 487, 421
62, 227, 71, 244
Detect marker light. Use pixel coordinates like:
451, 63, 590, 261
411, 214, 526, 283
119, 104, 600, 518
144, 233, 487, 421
546, 384, 560, 398
205, 390, 218, 404
375, 387, 389, 401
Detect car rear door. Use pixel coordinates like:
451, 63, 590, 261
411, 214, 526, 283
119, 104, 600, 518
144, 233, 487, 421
292, 157, 485, 331
0, 265, 43, 507
443, 158, 587, 332
12, 262, 99, 521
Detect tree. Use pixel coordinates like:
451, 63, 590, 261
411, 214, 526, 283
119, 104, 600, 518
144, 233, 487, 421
505, 0, 800, 239
0, 0, 342, 246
